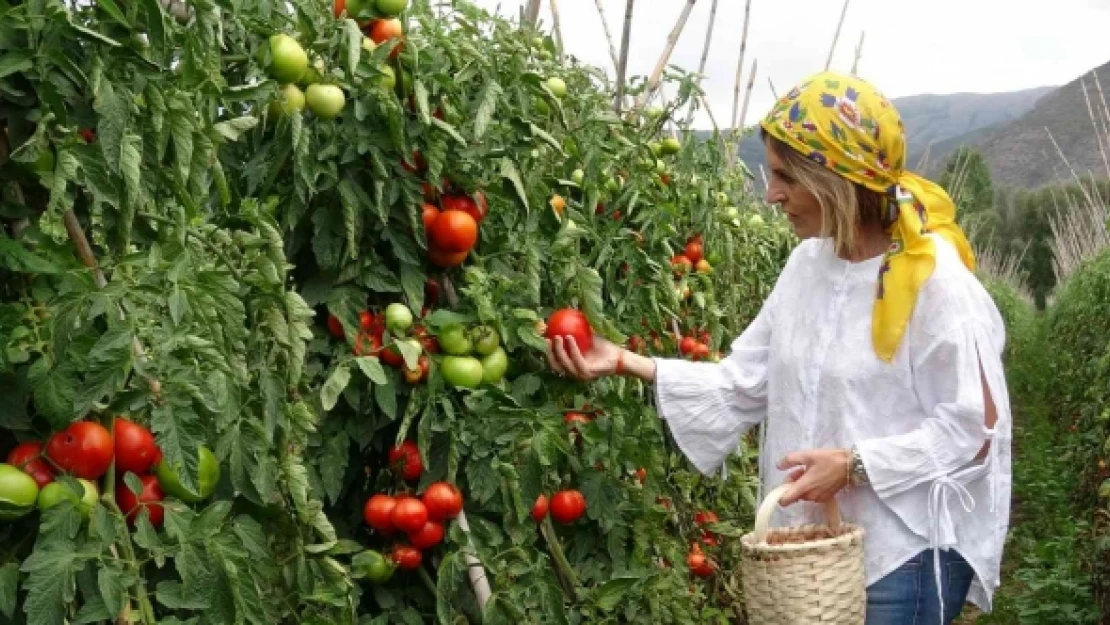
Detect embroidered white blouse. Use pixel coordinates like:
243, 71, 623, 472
652, 235, 1012, 614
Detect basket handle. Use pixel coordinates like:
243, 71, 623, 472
753, 483, 842, 544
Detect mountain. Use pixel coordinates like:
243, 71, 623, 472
923, 60, 1110, 188
710, 85, 1053, 186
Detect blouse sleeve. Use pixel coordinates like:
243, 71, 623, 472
652, 300, 773, 475
856, 312, 1002, 499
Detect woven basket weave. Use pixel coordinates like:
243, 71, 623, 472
739, 484, 867, 624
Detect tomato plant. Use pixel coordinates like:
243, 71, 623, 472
0, 0, 794, 622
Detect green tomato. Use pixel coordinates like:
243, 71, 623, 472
359, 549, 395, 584
269, 34, 308, 84
0, 464, 39, 521
655, 159, 666, 174
442, 356, 484, 388
480, 347, 509, 384
660, 137, 681, 156
37, 479, 97, 514
384, 303, 413, 334
438, 324, 473, 355
268, 83, 306, 117
534, 98, 550, 116
707, 251, 723, 266
532, 36, 544, 48
648, 142, 661, 157
471, 326, 500, 356
545, 77, 567, 98
645, 106, 664, 120
155, 446, 220, 504
570, 169, 585, 185
725, 206, 740, 220
377, 65, 396, 90
306, 84, 346, 120
375, 0, 408, 17
748, 214, 765, 227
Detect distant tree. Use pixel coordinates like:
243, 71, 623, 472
939, 148, 996, 244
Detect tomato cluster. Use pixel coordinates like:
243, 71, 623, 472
421, 189, 487, 268
2, 418, 220, 527
362, 480, 463, 576
530, 489, 586, 525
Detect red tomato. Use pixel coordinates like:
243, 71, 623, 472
692, 342, 710, 361
46, 422, 114, 480
679, 336, 698, 356
549, 489, 586, 524
391, 545, 422, 570
422, 203, 440, 231
671, 254, 692, 275
114, 418, 160, 475
353, 332, 381, 357
78, 128, 97, 144
332, 0, 345, 17
6, 441, 55, 488
701, 532, 719, 547
421, 482, 463, 521
408, 520, 445, 549
544, 308, 594, 353
694, 510, 719, 526
359, 310, 374, 331
635, 467, 647, 484
116, 475, 165, 527
327, 314, 345, 338
531, 494, 548, 522
441, 194, 485, 224
563, 412, 592, 427
387, 441, 423, 481
428, 246, 468, 268
684, 241, 704, 265
428, 209, 478, 253
390, 497, 428, 533
363, 494, 397, 533
403, 355, 430, 384
414, 325, 439, 353
687, 548, 714, 577
368, 18, 404, 58
627, 335, 645, 354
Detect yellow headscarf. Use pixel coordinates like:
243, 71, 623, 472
760, 71, 975, 362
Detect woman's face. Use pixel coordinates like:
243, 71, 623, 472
764, 142, 822, 240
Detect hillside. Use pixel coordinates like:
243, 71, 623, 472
713, 86, 1053, 185
926, 60, 1110, 188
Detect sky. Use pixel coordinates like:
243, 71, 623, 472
470, 0, 1110, 129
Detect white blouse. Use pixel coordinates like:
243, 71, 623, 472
653, 235, 1011, 615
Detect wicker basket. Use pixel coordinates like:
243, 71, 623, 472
739, 484, 867, 624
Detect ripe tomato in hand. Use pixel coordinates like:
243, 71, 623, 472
390, 497, 428, 533
421, 482, 463, 521
545, 308, 593, 353
116, 475, 165, 527
6, 441, 55, 488
391, 545, 422, 570
387, 441, 423, 481
679, 336, 698, 356
428, 209, 478, 253
364, 494, 397, 533
46, 422, 114, 480
549, 489, 586, 524
531, 494, 549, 522
408, 520, 444, 549
114, 418, 160, 475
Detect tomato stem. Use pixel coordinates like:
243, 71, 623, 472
540, 517, 578, 599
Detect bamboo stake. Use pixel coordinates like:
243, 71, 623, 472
767, 77, 778, 101
729, 0, 753, 133
632, 0, 699, 115
455, 511, 494, 608
523, 0, 542, 26
729, 59, 757, 167
549, 0, 566, 66
1045, 126, 1096, 207
1080, 76, 1110, 181
851, 31, 865, 74
824, 0, 850, 71
614, 0, 636, 113
593, 0, 621, 72
683, 0, 720, 126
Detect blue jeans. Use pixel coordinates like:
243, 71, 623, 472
865, 549, 975, 625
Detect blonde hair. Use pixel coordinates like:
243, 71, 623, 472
765, 135, 886, 258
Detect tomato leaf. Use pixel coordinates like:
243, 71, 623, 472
528, 123, 565, 156
0, 51, 33, 80
72, 596, 112, 624
155, 580, 211, 610
355, 356, 388, 384
321, 363, 351, 411
374, 377, 398, 419
413, 80, 431, 125
20, 542, 78, 625
0, 563, 17, 619
430, 117, 466, 145
499, 157, 529, 211
97, 564, 125, 616
319, 431, 349, 504
344, 19, 362, 77
593, 576, 643, 611
472, 80, 501, 141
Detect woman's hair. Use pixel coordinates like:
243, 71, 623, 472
763, 133, 888, 258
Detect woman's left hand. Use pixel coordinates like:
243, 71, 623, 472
776, 449, 851, 506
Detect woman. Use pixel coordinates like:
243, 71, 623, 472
546, 71, 1011, 625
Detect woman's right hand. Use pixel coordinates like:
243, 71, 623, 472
545, 335, 623, 381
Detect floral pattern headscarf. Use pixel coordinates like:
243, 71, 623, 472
760, 71, 976, 363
